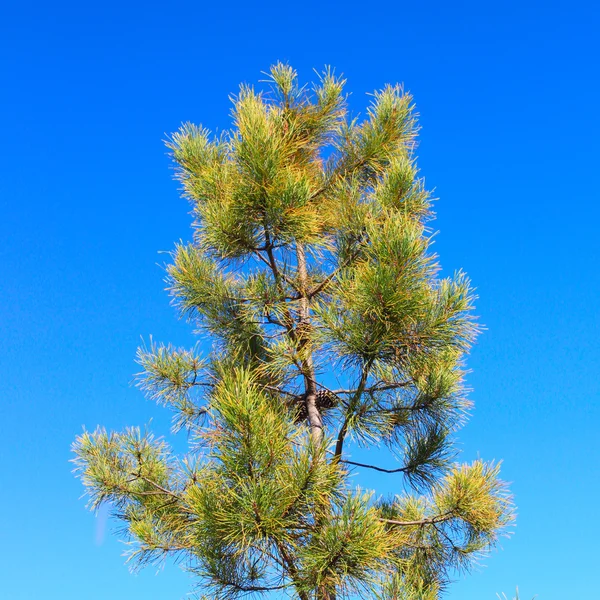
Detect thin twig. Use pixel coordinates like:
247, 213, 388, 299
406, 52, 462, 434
332, 381, 412, 395
379, 511, 455, 527
340, 459, 409, 474
129, 473, 181, 500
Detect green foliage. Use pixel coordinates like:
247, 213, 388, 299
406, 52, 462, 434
73, 64, 514, 599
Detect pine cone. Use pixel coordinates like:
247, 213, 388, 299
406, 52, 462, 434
290, 389, 339, 423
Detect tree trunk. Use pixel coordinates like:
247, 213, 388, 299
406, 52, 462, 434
296, 242, 324, 447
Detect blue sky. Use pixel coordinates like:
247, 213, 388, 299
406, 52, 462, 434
1, 1, 599, 598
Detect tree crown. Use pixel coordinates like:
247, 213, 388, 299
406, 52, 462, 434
74, 63, 513, 600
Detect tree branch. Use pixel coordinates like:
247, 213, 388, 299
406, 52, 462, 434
262, 384, 302, 399
332, 380, 412, 395
257, 229, 300, 294
379, 511, 456, 527
334, 362, 372, 458
339, 459, 409, 474
129, 473, 182, 501
307, 244, 364, 299
276, 541, 310, 600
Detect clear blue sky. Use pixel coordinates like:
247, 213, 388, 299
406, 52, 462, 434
1, 1, 598, 598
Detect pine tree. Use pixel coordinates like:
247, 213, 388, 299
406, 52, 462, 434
73, 64, 513, 600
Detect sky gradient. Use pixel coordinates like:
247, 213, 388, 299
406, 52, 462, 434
1, 1, 599, 598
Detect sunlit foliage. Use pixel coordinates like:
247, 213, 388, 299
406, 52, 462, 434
74, 64, 513, 600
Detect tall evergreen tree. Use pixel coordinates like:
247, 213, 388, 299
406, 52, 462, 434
73, 64, 513, 600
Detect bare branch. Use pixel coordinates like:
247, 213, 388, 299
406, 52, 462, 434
340, 459, 409, 474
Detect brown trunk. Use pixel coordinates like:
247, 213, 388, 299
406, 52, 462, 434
317, 585, 337, 599
296, 242, 324, 447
